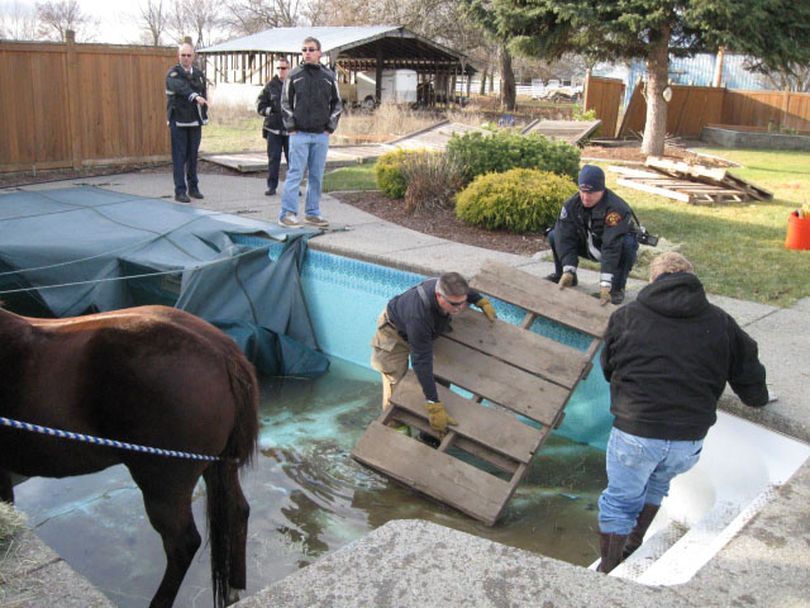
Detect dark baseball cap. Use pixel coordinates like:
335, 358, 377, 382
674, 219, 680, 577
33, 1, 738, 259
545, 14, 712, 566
578, 165, 605, 192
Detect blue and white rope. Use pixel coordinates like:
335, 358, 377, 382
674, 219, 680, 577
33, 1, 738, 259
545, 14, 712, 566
0, 415, 221, 462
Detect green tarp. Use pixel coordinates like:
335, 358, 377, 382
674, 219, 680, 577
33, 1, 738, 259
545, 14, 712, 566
0, 186, 328, 377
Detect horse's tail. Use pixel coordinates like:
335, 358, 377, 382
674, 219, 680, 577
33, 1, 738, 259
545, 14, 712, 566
206, 349, 259, 608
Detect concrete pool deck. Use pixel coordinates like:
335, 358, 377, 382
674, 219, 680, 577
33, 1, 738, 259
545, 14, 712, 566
2, 171, 809, 607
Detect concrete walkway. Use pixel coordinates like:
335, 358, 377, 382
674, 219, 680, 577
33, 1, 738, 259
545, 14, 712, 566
2, 170, 808, 607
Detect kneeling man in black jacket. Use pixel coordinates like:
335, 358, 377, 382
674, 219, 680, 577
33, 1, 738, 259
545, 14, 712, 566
596, 251, 773, 573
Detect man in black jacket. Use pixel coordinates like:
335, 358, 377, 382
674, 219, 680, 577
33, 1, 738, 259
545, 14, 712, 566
165, 43, 208, 203
278, 37, 342, 229
546, 165, 638, 305
371, 272, 497, 437
257, 57, 290, 196
596, 251, 772, 574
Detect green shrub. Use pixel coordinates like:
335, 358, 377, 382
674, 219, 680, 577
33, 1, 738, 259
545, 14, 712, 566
456, 169, 578, 232
446, 130, 581, 183
401, 152, 465, 213
374, 148, 430, 199
573, 107, 598, 121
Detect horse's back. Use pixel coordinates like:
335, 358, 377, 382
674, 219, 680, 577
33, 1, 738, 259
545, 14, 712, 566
0, 306, 258, 477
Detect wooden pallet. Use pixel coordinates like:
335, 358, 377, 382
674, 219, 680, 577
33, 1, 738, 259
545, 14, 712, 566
521, 119, 602, 147
351, 261, 612, 525
644, 157, 773, 202
609, 165, 752, 204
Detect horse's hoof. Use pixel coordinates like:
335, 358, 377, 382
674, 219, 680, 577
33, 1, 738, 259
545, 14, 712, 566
226, 588, 241, 605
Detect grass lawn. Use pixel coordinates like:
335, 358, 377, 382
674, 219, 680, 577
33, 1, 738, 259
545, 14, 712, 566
322, 149, 809, 307
323, 164, 378, 192
599, 148, 810, 307
201, 121, 265, 154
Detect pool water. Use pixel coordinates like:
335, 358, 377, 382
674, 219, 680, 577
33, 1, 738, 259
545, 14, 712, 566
14, 355, 607, 607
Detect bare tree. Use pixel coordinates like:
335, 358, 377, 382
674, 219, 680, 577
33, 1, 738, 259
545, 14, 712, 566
167, 0, 222, 47
223, 0, 300, 35
0, 1, 40, 40
139, 0, 168, 46
760, 63, 810, 93
36, 0, 99, 42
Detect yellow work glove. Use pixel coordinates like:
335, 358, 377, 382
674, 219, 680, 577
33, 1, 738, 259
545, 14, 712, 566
424, 401, 458, 436
558, 272, 576, 290
476, 297, 497, 322
599, 286, 611, 306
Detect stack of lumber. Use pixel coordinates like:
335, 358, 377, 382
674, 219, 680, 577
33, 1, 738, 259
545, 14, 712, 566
608, 156, 773, 204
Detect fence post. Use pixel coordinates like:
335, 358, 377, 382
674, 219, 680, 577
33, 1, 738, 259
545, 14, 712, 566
64, 30, 82, 169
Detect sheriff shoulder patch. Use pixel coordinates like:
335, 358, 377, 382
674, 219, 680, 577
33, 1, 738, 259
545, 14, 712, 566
169, 71, 178, 77
605, 211, 622, 227
560, 207, 568, 220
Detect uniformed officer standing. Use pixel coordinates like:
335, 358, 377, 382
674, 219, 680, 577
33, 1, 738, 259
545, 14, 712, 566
545, 165, 639, 305
370, 272, 497, 437
166, 42, 208, 203
256, 56, 290, 196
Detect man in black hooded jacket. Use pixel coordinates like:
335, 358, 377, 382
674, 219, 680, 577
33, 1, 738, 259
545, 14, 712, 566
257, 57, 290, 196
596, 251, 772, 574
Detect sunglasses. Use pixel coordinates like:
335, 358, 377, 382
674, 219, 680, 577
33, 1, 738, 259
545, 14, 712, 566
439, 293, 467, 308
301, 47, 319, 52
180, 54, 193, 57
278, 66, 288, 70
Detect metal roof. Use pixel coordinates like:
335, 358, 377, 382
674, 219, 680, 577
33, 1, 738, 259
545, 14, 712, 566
199, 26, 474, 73
200, 26, 397, 54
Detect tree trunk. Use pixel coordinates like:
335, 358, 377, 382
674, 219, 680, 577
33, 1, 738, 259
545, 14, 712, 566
500, 45, 516, 111
479, 67, 488, 95
641, 26, 671, 157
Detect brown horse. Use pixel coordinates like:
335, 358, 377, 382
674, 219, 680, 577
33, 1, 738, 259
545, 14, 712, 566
0, 305, 259, 608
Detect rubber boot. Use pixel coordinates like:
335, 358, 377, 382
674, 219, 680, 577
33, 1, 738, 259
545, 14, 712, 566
623, 503, 660, 559
597, 533, 628, 574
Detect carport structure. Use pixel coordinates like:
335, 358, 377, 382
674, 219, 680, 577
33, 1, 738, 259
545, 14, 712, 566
198, 26, 475, 106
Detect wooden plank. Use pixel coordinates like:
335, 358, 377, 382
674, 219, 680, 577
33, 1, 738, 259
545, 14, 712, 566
433, 338, 570, 426
445, 309, 586, 388
645, 156, 728, 182
390, 372, 545, 464
351, 421, 510, 525
471, 261, 613, 337
616, 177, 693, 203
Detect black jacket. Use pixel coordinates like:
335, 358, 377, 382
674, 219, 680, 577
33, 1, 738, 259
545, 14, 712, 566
256, 75, 286, 136
281, 63, 342, 133
386, 278, 482, 402
165, 64, 207, 127
554, 189, 636, 285
601, 272, 768, 440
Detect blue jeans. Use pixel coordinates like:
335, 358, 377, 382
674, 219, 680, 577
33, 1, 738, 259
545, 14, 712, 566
266, 132, 289, 191
169, 121, 201, 195
548, 229, 638, 290
280, 131, 329, 219
598, 427, 703, 535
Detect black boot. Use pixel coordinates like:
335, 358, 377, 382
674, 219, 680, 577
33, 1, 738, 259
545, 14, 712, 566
597, 533, 628, 574
623, 503, 660, 559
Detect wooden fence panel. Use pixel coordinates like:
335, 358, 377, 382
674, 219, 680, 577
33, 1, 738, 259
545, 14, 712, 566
584, 75, 625, 137
1, 40, 175, 173
724, 90, 810, 132
619, 84, 726, 138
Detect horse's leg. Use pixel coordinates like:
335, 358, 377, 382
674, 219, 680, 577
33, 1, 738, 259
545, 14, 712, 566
228, 462, 250, 598
138, 483, 201, 608
0, 469, 14, 503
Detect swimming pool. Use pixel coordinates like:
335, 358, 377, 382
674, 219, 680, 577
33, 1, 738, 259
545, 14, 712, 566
12, 244, 610, 607
12, 242, 809, 604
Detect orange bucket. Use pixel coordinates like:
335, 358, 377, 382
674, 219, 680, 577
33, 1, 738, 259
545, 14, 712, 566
785, 214, 810, 250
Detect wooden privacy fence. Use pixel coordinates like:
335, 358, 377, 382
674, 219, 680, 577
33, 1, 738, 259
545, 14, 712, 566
612, 79, 810, 139
0, 36, 176, 173
583, 75, 625, 138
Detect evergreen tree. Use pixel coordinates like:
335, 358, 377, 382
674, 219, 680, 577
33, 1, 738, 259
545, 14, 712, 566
466, 0, 810, 155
